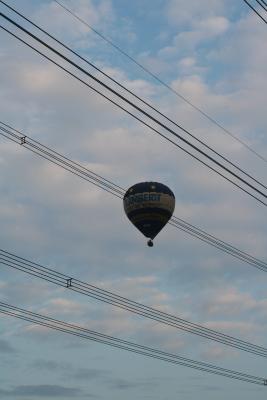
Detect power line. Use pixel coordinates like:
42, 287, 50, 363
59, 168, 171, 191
1, 247, 267, 358
1, 15, 267, 207
0, 301, 266, 385
0, 40, 264, 211
2, 8, 266, 194
1, 1, 266, 192
51, 0, 267, 164
1, 120, 267, 273
255, 0, 267, 12
0, 123, 124, 199
169, 217, 267, 273
242, 0, 267, 23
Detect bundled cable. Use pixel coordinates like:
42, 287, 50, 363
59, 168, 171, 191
0, 301, 266, 385
242, 0, 267, 23
1, 121, 267, 273
1, 9, 267, 207
51, 0, 267, 162
3, 0, 265, 164
0, 122, 124, 199
52, 0, 267, 163
2, 0, 267, 169
1, 247, 267, 359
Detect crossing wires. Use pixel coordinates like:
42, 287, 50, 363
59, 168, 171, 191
1, 8, 267, 207
52, 0, 267, 164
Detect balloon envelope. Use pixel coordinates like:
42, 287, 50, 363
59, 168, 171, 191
123, 182, 175, 241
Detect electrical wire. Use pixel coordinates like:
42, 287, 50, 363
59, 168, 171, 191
1, 248, 267, 359
50, 0, 267, 164
0, 4, 266, 385
1, 120, 267, 273
1, 1, 266, 191
242, 0, 267, 23
2, 9, 267, 193
0, 301, 266, 385
0, 35, 266, 208
170, 217, 267, 273
0, 124, 124, 199
255, 0, 267, 12
1, 15, 267, 207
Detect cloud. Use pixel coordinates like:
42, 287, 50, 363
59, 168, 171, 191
170, 17, 230, 53
31, 359, 63, 371
1, 2, 267, 397
107, 377, 160, 391
165, 0, 226, 26
200, 344, 237, 361
31, 359, 108, 380
40, 298, 87, 316
0, 384, 86, 397
72, 367, 108, 380
0, 338, 17, 354
33, 0, 115, 48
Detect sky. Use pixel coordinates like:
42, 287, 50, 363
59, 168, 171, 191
0, 0, 267, 398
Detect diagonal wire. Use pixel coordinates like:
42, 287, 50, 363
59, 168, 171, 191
1, 14, 267, 205
1, 248, 267, 358
0, 26, 267, 207
255, 0, 267, 12
242, 0, 267, 23
0, 301, 266, 385
1, 0, 266, 189
1, 11, 266, 193
1, 120, 267, 273
51, 0, 267, 164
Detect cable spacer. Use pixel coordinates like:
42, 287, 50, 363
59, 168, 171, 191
20, 136, 26, 145
66, 278, 72, 288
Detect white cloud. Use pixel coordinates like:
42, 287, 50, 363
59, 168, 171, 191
1, 1, 267, 396
34, 0, 115, 46
166, 0, 226, 26
179, 57, 196, 68
195, 16, 229, 35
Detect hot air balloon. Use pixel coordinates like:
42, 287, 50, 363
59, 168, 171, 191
123, 182, 175, 247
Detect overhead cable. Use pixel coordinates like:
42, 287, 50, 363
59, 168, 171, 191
1, 15, 267, 207
242, 0, 267, 23
1, 1, 266, 188
169, 216, 267, 273
1, 8, 267, 195
1, 248, 267, 358
1, 120, 267, 273
0, 123, 124, 199
0, 301, 267, 385
255, 0, 267, 12
50, 0, 267, 164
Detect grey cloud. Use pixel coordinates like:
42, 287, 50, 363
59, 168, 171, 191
31, 359, 66, 371
107, 377, 160, 391
1, 3, 267, 399
72, 367, 109, 380
0, 384, 85, 397
166, 0, 225, 26
31, 359, 109, 381
0, 338, 17, 354
191, 384, 222, 391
